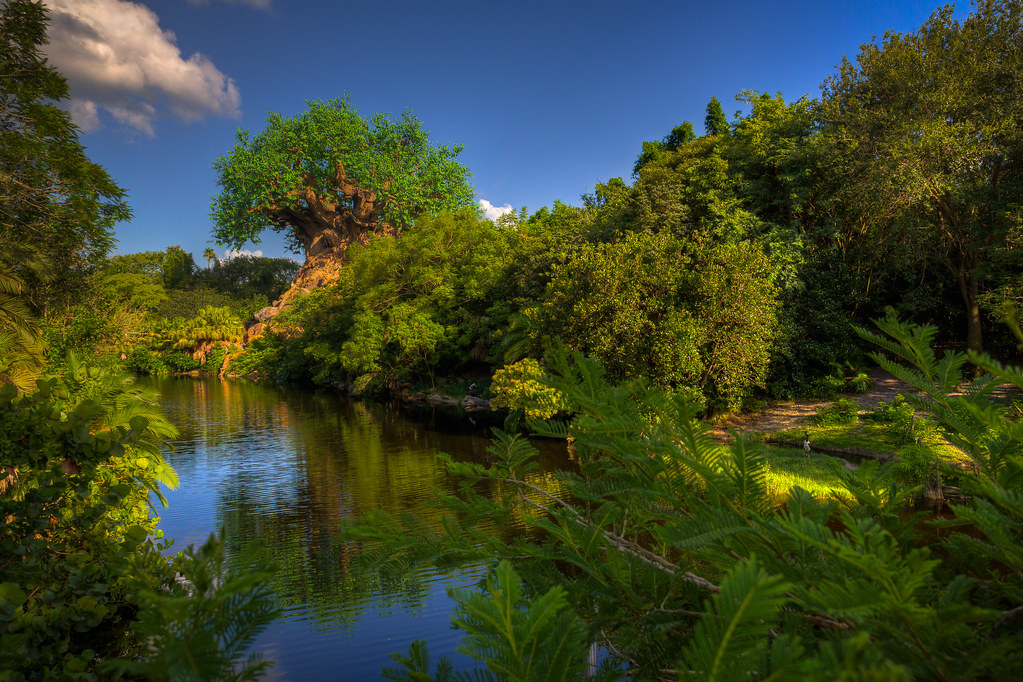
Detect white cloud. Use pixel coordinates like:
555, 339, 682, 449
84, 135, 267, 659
43, 0, 241, 135
188, 0, 272, 9
223, 249, 263, 260
68, 99, 100, 131
479, 199, 514, 222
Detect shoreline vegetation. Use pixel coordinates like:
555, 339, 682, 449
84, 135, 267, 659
4, 0, 1023, 679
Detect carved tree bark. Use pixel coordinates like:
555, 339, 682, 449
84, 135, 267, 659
244, 165, 397, 340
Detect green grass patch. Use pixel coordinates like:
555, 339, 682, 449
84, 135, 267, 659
763, 446, 851, 501
769, 399, 968, 466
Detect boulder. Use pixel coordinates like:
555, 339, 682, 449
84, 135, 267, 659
254, 306, 278, 323
460, 395, 491, 412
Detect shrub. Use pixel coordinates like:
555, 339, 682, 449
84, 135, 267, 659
490, 358, 566, 420
124, 347, 168, 376
811, 396, 860, 425
162, 351, 202, 373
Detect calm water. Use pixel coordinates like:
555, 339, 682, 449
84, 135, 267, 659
148, 377, 568, 680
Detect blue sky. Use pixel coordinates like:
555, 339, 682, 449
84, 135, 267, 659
46, 0, 952, 261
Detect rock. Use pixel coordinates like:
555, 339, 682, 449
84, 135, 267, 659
244, 322, 265, 343
254, 306, 278, 322
460, 395, 491, 412
426, 393, 459, 406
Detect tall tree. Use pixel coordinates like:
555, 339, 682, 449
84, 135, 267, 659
704, 95, 729, 136
210, 99, 474, 299
0, 0, 130, 303
817, 0, 1023, 352
202, 247, 217, 270
664, 121, 697, 150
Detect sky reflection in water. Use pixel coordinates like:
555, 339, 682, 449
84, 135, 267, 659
148, 377, 566, 679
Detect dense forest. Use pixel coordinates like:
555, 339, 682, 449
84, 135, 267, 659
101, 4, 1023, 416
2, 0, 1023, 679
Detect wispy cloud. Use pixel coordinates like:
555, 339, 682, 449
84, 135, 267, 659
43, 0, 241, 136
223, 249, 264, 260
479, 199, 514, 222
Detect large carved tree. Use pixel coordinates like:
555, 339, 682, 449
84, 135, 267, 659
210, 99, 474, 298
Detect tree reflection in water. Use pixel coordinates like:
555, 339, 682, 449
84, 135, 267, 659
148, 377, 569, 677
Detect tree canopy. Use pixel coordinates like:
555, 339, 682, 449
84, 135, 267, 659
0, 0, 130, 296
210, 99, 475, 259
817, 0, 1023, 351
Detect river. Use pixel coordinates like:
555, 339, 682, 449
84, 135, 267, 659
147, 377, 568, 680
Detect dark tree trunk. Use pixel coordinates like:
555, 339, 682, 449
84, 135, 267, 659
954, 257, 983, 353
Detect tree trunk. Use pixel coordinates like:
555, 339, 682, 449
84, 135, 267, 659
954, 257, 983, 353
242, 181, 394, 344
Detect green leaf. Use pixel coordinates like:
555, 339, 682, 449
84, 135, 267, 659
0, 583, 27, 607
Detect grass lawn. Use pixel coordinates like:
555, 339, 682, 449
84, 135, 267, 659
766, 398, 968, 466
762, 446, 852, 501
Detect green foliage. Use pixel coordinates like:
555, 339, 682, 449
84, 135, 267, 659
107, 534, 280, 682
154, 285, 264, 323
535, 230, 778, 411
812, 396, 860, 426
99, 271, 169, 312
103, 250, 166, 281
0, 247, 47, 391
817, 0, 1023, 351
41, 300, 125, 371
211, 98, 474, 252
703, 96, 729, 137
0, 358, 278, 680
680, 558, 793, 681
253, 210, 514, 388
0, 361, 178, 678
343, 325, 1023, 680
867, 397, 914, 427
156, 306, 244, 368
382, 640, 455, 682
0, 0, 130, 304
449, 561, 601, 681
489, 358, 566, 421
226, 332, 283, 378
162, 246, 197, 290
195, 254, 299, 303
384, 562, 607, 682
124, 346, 169, 376
162, 350, 203, 374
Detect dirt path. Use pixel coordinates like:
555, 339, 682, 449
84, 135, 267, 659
711, 367, 913, 440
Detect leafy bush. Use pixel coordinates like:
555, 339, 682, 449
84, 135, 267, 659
490, 358, 566, 420
0, 361, 177, 677
226, 334, 283, 378
204, 343, 229, 375
535, 231, 779, 412
106, 535, 279, 681
255, 210, 515, 388
811, 396, 860, 425
162, 350, 202, 373
867, 397, 914, 427
124, 346, 168, 376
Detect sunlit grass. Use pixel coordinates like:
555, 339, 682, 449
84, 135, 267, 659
771, 421, 966, 465
763, 446, 851, 501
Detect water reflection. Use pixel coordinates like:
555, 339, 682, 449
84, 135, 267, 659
149, 377, 567, 678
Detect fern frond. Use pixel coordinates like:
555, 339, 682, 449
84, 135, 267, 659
679, 557, 791, 682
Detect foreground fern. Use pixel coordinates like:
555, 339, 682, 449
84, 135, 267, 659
347, 324, 1023, 681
